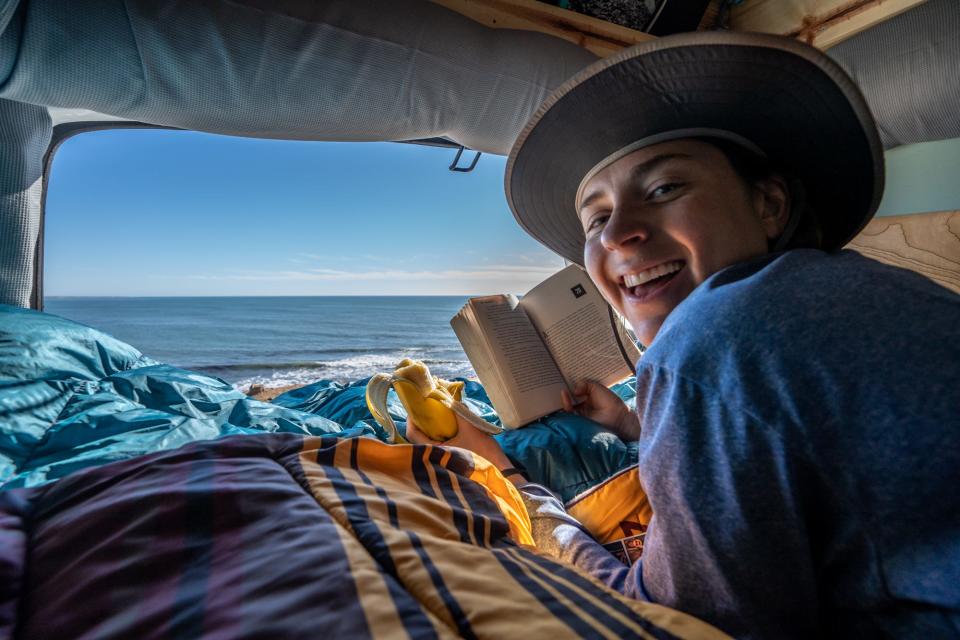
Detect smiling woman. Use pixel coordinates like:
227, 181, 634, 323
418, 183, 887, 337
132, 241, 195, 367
577, 138, 790, 346
434, 30, 960, 638
42, 129, 564, 390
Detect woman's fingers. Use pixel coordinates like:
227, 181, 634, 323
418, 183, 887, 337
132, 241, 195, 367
407, 415, 513, 469
405, 419, 441, 445
562, 384, 595, 412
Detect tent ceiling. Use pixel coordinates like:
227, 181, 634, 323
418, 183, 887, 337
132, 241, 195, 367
2, 0, 597, 156
32, 0, 955, 154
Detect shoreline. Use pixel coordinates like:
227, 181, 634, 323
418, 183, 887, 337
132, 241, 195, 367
245, 383, 304, 402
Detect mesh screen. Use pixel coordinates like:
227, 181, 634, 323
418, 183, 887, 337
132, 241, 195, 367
0, 98, 50, 307
829, 0, 960, 149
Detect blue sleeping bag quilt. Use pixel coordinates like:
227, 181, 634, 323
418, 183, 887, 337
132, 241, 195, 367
0, 304, 637, 500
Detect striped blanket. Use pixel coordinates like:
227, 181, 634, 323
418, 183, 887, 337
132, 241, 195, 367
0, 432, 724, 639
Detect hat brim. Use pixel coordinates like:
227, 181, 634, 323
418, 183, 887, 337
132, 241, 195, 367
505, 31, 884, 265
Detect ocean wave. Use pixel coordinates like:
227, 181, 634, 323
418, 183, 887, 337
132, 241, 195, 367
218, 353, 477, 392
189, 348, 465, 374
192, 361, 330, 372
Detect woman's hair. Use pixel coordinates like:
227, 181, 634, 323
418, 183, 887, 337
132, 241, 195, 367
698, 137, 824, 251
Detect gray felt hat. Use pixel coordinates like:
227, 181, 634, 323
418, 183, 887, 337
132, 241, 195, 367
505, 31, 885, 265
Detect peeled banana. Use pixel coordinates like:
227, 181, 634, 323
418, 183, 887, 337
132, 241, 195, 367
365, 358, 501, 443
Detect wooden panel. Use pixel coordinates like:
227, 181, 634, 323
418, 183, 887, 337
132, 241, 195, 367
847, 210, 960, 293
730, 0, 928, 49
429, 0, 654, 57
434, 0, 924, 54
697, 0, 725, 30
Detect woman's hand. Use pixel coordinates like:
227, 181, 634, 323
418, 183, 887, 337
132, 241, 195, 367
561, 380, 640, 441
406, 413, 516, 476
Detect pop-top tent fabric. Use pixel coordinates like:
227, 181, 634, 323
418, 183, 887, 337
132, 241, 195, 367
0, 0, 596, 150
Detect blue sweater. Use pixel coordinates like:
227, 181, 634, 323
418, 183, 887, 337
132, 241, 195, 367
522, 250, 960, 638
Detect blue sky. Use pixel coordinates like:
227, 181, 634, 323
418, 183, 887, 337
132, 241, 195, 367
44, 129, 564, 296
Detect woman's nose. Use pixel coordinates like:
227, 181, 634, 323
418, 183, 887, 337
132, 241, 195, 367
600, 205, 649, 253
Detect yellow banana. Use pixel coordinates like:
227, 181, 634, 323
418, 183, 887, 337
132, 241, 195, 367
365, 358, 501, 443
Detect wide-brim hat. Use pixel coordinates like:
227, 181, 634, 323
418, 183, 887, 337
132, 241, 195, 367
505, 31, 884, 265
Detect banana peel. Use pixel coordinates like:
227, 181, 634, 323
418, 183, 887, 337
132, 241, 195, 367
365, 358, 501, 443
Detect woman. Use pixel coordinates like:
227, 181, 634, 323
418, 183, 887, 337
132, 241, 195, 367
408, 32, 960, 638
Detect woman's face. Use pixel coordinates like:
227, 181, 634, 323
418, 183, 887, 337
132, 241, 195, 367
578, 139, 788, 347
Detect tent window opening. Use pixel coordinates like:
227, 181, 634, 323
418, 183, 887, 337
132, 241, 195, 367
42, 128, 563, 394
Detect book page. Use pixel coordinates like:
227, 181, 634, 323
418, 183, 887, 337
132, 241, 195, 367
451, 303, 515, 423
466, 295, 568, 428
519, 265, 640, 388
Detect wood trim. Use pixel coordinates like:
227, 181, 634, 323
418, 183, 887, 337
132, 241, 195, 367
697, 0, 725, 30
730, 0, 929, 49
429, 0, 654, 57
433, 0, 925, 54
847, 210, 960, 293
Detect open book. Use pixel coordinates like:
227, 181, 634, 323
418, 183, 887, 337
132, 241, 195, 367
451, 265, 641, 428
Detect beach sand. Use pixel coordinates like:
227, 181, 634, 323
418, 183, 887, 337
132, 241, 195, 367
245, 383, 303, 402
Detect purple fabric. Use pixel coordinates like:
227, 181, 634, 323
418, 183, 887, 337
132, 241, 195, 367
2, 434, 372, 639
0, 491, 28, 637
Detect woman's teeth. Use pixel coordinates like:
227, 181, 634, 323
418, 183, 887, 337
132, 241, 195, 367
623, 261, 684, 288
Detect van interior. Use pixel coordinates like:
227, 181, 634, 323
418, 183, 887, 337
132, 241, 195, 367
1, 1, 958, 637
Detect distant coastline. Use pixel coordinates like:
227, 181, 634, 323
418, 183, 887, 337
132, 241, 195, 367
42, 294, 495, 299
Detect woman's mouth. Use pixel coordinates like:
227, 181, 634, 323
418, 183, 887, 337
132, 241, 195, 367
621, 260, 685, 302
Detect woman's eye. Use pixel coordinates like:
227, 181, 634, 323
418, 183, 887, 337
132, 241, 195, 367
584, 214, 608, 234
648, 182, 683, 200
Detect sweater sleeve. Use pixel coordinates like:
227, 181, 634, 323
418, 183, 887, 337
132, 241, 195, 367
518, 483, 644, 596
634, 364, 821, 639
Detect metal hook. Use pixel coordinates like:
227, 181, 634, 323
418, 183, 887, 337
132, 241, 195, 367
449, 146, 482, 172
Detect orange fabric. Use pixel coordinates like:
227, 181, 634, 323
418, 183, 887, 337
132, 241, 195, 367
566, 465, 651, 544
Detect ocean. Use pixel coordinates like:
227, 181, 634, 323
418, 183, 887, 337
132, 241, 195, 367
43, 296, 476, 391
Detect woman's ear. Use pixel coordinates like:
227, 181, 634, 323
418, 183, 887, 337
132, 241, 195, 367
752, 174, 791, 241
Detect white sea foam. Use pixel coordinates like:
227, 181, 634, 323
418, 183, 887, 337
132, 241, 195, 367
234, 351, 476, 392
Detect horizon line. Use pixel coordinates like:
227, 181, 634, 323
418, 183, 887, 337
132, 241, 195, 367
44, 293, 505, 299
